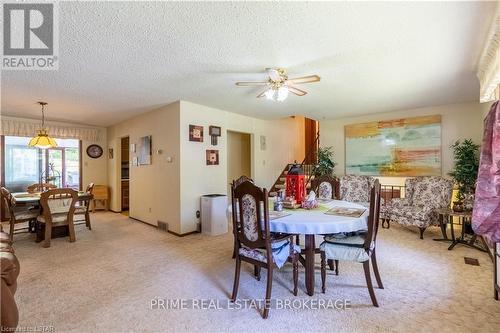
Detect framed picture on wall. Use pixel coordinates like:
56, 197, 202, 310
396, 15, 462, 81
206, 150, 219, 165
189, 125, 204, 142
260, 135, 266, 151
138, 135, 152, 165
344, 115, 442, 176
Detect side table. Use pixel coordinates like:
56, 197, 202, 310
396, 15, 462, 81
436, 208, 490, 257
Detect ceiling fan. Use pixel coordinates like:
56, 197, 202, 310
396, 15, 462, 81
235, 68, 320, 102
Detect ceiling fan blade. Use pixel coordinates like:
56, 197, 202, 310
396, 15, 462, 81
235, 81, 268, 86
288, 86, 308, 96
266, 68, 282, 82
287, 75, 320, 85
257, 88, 271, 98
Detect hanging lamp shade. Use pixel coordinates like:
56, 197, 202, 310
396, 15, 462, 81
29, 102, 57, 149
28, 129, 58, 148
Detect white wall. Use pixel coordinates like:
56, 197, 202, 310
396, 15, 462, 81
107, 102, 181, 230
179, 101, 304, 234
320, 102, 485, 186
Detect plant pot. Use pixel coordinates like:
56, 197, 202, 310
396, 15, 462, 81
452, 201, 464, 212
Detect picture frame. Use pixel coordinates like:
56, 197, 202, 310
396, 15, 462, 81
189, 125, 204, 142
209, 126, 222, 145
206, 150, 219, 165
260, 135, 266, 151
138, 135, 152, 165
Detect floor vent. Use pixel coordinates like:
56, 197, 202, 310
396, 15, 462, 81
464, 257, 480, 266
158, 221, 168, 232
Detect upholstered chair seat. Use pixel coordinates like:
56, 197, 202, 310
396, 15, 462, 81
239, 239, 301, 267
13, 211, 39, 221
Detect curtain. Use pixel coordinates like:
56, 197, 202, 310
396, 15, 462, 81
0, 118, 100, 142
472, 101, 500, 243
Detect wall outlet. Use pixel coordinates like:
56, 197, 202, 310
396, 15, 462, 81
196, 210, 200, 218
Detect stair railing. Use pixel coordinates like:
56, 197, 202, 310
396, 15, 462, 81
300, 133, 320, 190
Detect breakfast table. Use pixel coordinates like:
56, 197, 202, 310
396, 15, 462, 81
229, 199, 369, 296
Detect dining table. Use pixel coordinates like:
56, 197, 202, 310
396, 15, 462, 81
11, 191, 93, 241
229, 199, 369, 296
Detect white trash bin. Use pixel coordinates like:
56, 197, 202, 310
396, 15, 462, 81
201, 194, 228, 236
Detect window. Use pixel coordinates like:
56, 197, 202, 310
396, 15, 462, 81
2, 136, 81, 192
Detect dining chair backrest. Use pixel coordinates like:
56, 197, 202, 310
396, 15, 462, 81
231, 179, 270, 251
232, 175, 254, 188
85, 183, 95, 194
39, 188, 78, 222
311, 175, 339, 200
364, 179, 381, 251
27, 183, 56, 194
0, 187, 15, 215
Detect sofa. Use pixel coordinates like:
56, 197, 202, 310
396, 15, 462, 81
1, 231, 19, 331
380, 176, 453, 239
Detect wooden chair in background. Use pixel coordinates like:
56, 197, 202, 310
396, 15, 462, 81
92, 185, 109, 212
320, 180, 383, 307
1, 187, 39, 242
311, 175, 340, 200
37, 188, 78, 248
75, 183, 95, 229
26, 183, 56, 193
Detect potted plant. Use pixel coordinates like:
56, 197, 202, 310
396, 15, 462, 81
314, 146, 336, 177
448, 139, 480, 212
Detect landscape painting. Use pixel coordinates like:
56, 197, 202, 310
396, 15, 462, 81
345, 115, 441, 176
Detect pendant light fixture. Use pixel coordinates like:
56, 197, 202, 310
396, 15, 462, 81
28, 102, 57, 149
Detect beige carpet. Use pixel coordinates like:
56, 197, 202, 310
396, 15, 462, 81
8, 212, 500, 332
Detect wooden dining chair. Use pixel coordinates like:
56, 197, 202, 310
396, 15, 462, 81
231, 180, 299, 319
74, 183, 94, 230
26, 183, 56, 193
231, 176, 254, 259
37, 188, 78, 248
1, 187, 39, 242
311, 175, 340, 200
320, 179, 384, 307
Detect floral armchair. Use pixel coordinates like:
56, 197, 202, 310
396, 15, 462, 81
380, 176, 453, 239
339, 175, 377, 207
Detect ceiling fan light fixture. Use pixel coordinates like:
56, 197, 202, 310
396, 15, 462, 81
265, 88, 275, 100
277, 86, 289, 102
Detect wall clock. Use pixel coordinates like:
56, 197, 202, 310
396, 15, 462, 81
86, 144, 103, 158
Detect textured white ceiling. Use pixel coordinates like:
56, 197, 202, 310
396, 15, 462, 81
1, 1, 496, 126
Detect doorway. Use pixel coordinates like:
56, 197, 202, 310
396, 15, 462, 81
120, 137, 130, 214
227, 131, 251, 194
304, 118, 319, 164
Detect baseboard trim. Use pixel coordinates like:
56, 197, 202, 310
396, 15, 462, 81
167, 230, 199, 237
129, 216, 158, 228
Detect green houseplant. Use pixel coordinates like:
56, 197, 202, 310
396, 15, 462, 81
314, 146, 336, 177
447, 139, 480, 211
